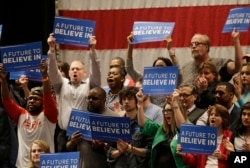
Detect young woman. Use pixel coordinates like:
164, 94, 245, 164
136, 89, 189, 168
224, 102, 250, 152
234, 63, 250, 108
177, 104, 232, 168
28, 140, 50, 168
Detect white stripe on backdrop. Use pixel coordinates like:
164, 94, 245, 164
57, 0, 250, 86
58, 0, 250, 10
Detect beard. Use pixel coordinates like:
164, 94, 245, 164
28, 106, 43, 115
192, 50, 202, 59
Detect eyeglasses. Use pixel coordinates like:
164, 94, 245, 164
163, 109, 173, 113
179, 93, 192, 98
86, 96, 99, 101
190, 41, 207, 48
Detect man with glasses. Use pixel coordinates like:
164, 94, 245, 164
178, 84, 206, 124
179, 29, 243, 85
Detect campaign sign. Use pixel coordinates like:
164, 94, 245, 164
9, 70, 42, 82
228, 152, 250, 167
223, 7, 250, 32
142, 66, 178, 95
67, 109, 132, 142
132, 21, 175, 44
53, 16, 96, 47
179, 124, 217, 155
0, 24, 2, 40
40, 152, 79, 168
0, 41, 42, 72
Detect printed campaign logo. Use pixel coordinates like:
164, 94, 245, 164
0, 41, 43, 72
53, 16, 96, 47
131, 21, 175, 44
0, 24, 2, 40
179, 124, 217, 155
40, 152, 79, 168
142, 66, 178, 95
67, 109, 132, 142
223, 7, 250, 32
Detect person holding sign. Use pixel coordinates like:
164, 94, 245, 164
224, 102, 250, 152
177, 104, 232, 168
136, 89, 189, 168
28, 139, 50, 168
180, 29, 243, 85
107, 86, 152, 168
66, 87, 120, 168
47, 33, 101, 152
126, 32, 176, 108
0, 60, 58, 168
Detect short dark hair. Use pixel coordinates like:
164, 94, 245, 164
119, 86, 139, 105
152, 57, 173, 67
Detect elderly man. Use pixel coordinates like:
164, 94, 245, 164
180, 29, 243, 85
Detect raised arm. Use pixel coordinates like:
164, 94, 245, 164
172, 89, 186, 128
40, 59, 58, 123
47, 33, 63, 90
126, 32, 142, 82
136, 88, 146, 127
0, 63, 10, 99
165, 36, 178, 66
228, 28, 244, 74
88, 36, 101, 88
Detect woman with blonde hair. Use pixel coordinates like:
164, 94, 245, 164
28, 140, 50, 168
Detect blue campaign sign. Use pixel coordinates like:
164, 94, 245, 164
132, 21, 175, 44
222, 7, 250, 32
179, 124, 217, 155
0, 41, 43, 72
40, 152, 79, 168
67, 109, 132, 142
9, 70, 42, 82
142, 66, 178, 95
0, 24, 2, 40
53, 16, 96, 47
67, 109, 92, 140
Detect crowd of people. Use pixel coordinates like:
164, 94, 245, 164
0, 27, 250, 168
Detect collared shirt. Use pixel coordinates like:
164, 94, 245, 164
187, 104, 196, 115
47, 50, 101, 130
